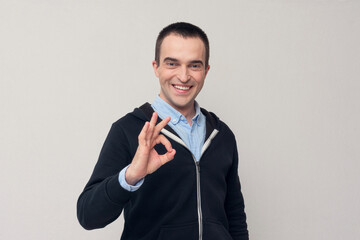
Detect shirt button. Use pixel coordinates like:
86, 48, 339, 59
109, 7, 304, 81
172, 119, 177, 123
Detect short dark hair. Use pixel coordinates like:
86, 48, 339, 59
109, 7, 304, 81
155, 22, 210, 68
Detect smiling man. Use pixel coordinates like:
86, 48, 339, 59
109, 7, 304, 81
77, 22, 249, 240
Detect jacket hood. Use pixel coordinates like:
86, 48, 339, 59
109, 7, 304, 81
131, 102, 220, 141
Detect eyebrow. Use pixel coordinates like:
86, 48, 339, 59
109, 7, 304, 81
189, 60, 204, 66
163, 57, 179, 63
163, 57, 204, 66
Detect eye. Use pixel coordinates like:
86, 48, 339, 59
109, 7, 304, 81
166, 62, 177, 67
190, 64, 201, 69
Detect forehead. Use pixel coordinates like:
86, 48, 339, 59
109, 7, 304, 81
160, 34, 206, 61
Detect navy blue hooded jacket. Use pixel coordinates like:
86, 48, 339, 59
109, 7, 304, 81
77, 103, 249, 240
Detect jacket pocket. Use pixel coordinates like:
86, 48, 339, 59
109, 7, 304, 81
203, 220, 233, 240
157, 222, 198, 240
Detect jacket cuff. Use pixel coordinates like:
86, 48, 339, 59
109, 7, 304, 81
106, 173, 133, 204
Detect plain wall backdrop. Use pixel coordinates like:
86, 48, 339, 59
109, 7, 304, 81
1, 0, 359, 239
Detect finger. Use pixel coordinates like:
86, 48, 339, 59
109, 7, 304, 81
138, 121, 149, 144
166, 148, 176, 160
159, 149, 176, 165
150, 112, 158, 126
153, 116, 171, 137
146, 112, 157, 142
153, 134, 173, 152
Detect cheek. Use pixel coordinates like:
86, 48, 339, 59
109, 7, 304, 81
159, 70, 174, 82
194, 74, 206, 87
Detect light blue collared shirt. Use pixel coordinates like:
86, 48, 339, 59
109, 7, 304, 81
118, 96, 206, 191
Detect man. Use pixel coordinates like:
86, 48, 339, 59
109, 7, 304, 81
77, 22, 249, 240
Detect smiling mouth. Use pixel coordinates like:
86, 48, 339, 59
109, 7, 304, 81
173, 84, 191, 90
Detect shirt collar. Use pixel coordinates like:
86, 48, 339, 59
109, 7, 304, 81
152, 95, 202, 126
192, 101, 202, 126
152, 96, 182, 125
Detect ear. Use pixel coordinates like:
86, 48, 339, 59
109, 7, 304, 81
152, 60, 159, 78
205, 65, 210, 76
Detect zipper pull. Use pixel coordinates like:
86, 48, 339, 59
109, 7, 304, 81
196, 161, 200, 172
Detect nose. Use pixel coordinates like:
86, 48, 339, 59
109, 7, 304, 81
177, 66, 190, 83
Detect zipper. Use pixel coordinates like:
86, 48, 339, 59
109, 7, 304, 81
195, 160, 203, 240
161, 128, 219, 240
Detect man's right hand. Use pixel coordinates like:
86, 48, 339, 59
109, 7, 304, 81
125, 112, 176, 185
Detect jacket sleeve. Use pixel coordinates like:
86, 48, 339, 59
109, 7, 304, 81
77, 123, 134, 230
225, 139, 249, 240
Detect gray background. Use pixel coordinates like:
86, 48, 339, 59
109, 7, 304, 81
1, 0, 359, 239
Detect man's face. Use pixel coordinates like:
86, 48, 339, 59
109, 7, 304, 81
152, 34, 210, 114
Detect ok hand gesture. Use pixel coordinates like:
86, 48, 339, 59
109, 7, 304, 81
125, 112, 176, 185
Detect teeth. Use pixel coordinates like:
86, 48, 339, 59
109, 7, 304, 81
174, 85, 190, 90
